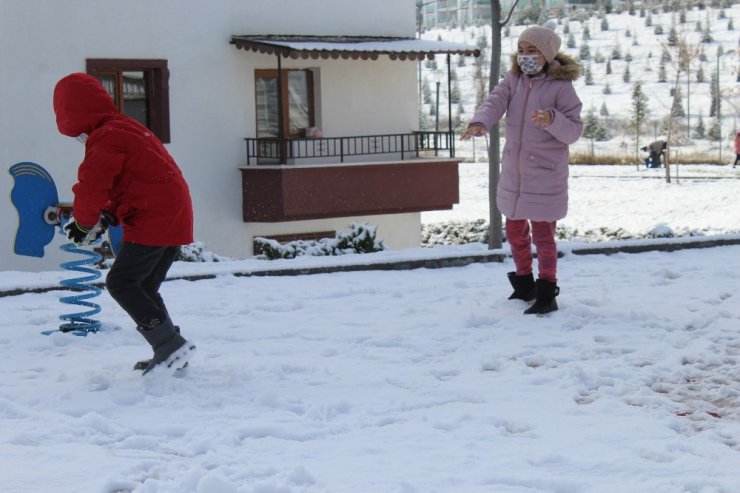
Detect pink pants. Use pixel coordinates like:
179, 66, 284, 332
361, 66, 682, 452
505, 219, 558, 282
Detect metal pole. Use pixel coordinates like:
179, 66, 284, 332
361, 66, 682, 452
277, 54, 285, 164
435, 80, 440, 133
435, 77, 440, 156
447, 53, 453, 157
717, 49, 722, 163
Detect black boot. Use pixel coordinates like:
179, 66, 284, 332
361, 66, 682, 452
136, 319, 195, 374
524, 279, 559, 315
133, 326, 189, 371
507, 272, 536, 301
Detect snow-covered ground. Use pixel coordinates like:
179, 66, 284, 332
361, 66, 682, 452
2, 163, 740, 493
423, 163, 740, 239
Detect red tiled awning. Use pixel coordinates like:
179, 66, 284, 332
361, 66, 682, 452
230, 35, 480, 61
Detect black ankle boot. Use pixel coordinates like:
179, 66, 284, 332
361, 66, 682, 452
524, 279, 559, 315
136, 319, 195, 374
507, 272, 536, 301
133, 326, 189, 371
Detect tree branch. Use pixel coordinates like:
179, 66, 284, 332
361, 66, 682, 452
500, 0, 521, 27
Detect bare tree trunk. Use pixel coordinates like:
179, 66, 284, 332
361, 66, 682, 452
487, 0, 503, 249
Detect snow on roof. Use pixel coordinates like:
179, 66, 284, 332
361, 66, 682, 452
230, 35, 480, 60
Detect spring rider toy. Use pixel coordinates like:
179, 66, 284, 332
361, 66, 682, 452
9, 161, 122, 336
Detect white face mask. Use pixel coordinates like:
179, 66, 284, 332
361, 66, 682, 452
76, 133, 88, 144
517, 54, 544, 75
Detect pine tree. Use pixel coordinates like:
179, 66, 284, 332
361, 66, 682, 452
585, 65, 594, 85
646, 13, 653, 27
623, 65, 631, 82
603, 83, 612, 94
582, 25, 591, 41
696, 66, 705, 83
707, 118, 722, 141
631, 81, 649, 157
655, 24, 664, 35
567, 33, 576, 49
710, 71, 720, 117
728, 18, 734, 30
661, 48, 672, 63
422, 78, 432, 104
583, 108, 600, 138
671, 86, 685, 117
450, 81, 461, 104
611, 44, 622, 60
693, 114, 706, 139
668, 26, 678, 46
606, 60, 612, 75
601, 16, 610, 31
600, 101, 610, 116
579, 44, 591, 60
658, 59, 667, 82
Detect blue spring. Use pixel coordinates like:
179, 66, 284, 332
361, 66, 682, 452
55, 241, 103, 336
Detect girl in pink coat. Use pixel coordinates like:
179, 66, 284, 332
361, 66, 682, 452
462, 24, 582, 314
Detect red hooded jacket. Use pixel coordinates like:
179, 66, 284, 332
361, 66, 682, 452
53, 73, 193, 247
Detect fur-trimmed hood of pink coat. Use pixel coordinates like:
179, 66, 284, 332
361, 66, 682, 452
470, 52, 582, 221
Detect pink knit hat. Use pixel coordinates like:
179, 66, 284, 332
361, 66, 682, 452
518, 24, 561, 63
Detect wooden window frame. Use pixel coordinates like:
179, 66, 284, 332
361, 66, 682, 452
255, 68, 315, 139
86, 59, 171, 143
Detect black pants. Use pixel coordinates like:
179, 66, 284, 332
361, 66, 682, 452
734, 154, 739, 167
106, 242, 179, 328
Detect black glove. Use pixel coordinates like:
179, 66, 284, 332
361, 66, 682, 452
101, 210, 118, 227
64, 221, 93, 245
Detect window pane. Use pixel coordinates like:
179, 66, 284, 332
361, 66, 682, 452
122, 71, 148, 127
287, 71, 310, 135
256, 77, 279, 138
96, 74, 118, 105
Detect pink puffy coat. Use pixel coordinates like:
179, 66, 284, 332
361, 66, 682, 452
470, 53, 582, 221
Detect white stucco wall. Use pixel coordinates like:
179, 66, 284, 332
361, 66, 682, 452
0, 0, 422, 271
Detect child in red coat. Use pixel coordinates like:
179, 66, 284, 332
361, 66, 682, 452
53, 73, 195, 374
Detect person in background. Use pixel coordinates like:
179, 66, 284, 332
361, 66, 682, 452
640, 140, 667, 168
53, 72, 196, 374
461, 22, 582, 315
733, 131, 739, 168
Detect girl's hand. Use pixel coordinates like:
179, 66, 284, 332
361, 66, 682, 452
531, 109, 554, 128
461, 124, 487, 140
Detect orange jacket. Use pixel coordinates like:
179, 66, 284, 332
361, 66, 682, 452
53, 73, 193, 246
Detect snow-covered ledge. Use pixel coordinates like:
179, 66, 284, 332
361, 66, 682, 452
239, 158, 460, 222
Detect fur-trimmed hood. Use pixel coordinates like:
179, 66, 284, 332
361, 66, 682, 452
509, 52, 581, 81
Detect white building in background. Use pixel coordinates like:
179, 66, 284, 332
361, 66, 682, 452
1, 0, 478, 272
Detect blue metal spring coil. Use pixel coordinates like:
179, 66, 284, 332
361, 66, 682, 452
54, 241, 103, 336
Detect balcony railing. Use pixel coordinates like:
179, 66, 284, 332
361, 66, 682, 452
245, 131, 455, 165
